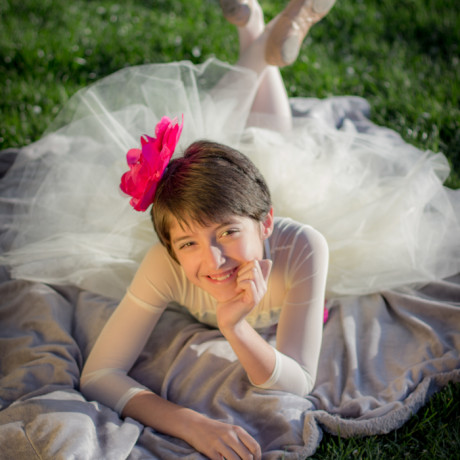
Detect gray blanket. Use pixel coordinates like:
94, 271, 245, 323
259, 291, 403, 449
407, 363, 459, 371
1, 264, 459, 459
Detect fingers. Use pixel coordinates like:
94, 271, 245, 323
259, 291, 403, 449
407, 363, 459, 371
216, 259, 272, 329
213, 425, 262, 460
236, 259, 272, 305
237, 259, 272, 283
190, 415, 261, 460
236, 426, 262, 460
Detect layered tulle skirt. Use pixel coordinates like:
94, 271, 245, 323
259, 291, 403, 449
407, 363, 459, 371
1, 59, 459, 299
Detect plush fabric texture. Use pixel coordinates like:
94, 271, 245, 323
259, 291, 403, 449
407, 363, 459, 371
0, 265, 459, 459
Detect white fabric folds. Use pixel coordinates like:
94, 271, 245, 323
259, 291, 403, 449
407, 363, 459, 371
1, 58, 459, 298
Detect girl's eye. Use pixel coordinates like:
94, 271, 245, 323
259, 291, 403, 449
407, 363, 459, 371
179, 241, 195, 250
220, 228, 239, 238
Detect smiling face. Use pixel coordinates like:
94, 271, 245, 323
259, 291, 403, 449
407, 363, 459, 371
170, 210, 273, 302
151, 141, 273, 263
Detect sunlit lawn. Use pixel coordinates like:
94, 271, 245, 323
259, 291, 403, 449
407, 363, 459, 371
1, 0, 459, 457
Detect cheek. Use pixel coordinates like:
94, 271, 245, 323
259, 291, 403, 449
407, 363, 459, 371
236, 236, 264, 260
176, 256, 197, 281
232, 240, 263, 262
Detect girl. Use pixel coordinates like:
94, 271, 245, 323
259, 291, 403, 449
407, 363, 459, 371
81, 2, 335, 458
81, 138, 329, 460
2, 0, 459, 458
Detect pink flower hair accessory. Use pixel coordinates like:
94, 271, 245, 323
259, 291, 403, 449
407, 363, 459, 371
120, 115, 183, 211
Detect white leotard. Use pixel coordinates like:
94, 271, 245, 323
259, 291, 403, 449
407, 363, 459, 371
80, 217, 329, 413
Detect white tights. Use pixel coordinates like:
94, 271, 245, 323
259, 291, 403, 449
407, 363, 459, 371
234, 1, 293, 132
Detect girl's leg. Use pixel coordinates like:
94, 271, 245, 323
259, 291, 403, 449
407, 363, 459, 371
236, 33, 293, 132
218, 0, 337, 131
227, 1, 293, 131
265, 0, 337, 67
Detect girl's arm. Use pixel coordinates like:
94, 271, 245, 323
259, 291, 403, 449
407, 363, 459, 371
81, 298, 260, 459
275, 226, 329, 391
80, 245, 171, 411
123, 391, 261, 460
217, 259, 277, 385
217, 226, 329, 395
80, 291, 164, 411
81, 244, 261, 459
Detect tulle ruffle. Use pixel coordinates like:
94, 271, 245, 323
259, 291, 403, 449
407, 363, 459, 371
1, 58, 459, 299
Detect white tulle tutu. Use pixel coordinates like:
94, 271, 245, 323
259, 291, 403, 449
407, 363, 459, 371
1, 58, 459, 299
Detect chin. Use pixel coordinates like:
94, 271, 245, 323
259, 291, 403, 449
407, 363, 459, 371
208, 287, 238, 303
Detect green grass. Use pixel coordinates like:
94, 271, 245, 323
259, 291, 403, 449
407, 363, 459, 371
1, 0, 459, 187
1, 0, 459, 457
312, 382, 460, 459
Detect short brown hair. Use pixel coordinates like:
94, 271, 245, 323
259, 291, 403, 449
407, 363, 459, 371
151, 140, 272, 260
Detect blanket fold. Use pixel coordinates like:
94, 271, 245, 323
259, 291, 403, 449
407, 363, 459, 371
0, 269, 459, 458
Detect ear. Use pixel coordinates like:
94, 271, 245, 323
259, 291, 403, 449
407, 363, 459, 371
261, 207, 274, 239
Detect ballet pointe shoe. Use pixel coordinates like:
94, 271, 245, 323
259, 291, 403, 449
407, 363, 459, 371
219, 0, 252, 27
265, 0, 336, 67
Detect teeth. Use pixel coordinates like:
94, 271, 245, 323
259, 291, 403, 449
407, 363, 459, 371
209, 269, 234, 281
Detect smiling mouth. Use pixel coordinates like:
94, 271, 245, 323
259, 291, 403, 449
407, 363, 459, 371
207, 267, 238, 282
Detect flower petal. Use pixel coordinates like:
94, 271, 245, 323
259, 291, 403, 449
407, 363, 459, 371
120, 114, 184, 211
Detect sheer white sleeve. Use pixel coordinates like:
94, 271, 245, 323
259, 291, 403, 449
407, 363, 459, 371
252, 224, 329, 396
80, 244, 179, 414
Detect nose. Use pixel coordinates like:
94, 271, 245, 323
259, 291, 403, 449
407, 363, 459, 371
203, 243, 226, 270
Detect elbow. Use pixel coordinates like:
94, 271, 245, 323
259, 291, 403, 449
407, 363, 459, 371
79, 367, 89, 393
79, 361, 94, 395
79, 368, 95, 401
250, 348, 315, 397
